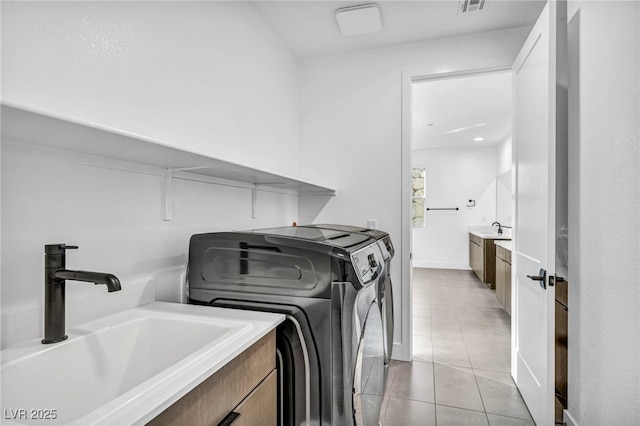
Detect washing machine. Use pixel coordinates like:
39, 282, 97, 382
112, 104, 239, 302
187, 225, 392, 426
307, 225, 395, 368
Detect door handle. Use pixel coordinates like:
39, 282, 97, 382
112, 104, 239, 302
527, 268, 547, 289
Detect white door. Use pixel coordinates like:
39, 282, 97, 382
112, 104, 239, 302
512, 1, 557, 425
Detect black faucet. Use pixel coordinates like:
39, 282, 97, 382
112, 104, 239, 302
491, 221, 503, 234
43, 244, 121, 344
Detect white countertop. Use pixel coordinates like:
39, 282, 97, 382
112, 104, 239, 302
494, 240, 513, 251
469, 230, 512, 240
1, 302, 285, 426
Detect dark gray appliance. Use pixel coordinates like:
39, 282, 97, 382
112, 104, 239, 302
308, 225, 395, 367
187, 225, 395, 426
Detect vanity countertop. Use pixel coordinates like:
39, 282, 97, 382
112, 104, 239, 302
494, 240, 513, 251
469, 230, 512, 241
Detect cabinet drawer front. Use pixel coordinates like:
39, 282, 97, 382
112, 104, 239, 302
495, 257, 506, 308
555, 301, 568, 397
470, 234, 484, 247
234, 369, 277, 426
148, 330, 276, 426
496, 246, 512, 264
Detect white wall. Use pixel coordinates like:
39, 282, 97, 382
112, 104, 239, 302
298, 26, 530, 359
497, 136, 513, 175
566, 1, 639, 424
412, 147, 497, 269
0, 1, 301, 348
1, 1, 299, 177
0, 141, 298, 349
496, 136, 514, 226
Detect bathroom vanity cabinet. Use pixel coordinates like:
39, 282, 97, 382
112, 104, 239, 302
148, 330, 276, 426
555, 279, 569, 423
495, 243, 512, 315
469, 233, 498, 289
469, 233, 485, 283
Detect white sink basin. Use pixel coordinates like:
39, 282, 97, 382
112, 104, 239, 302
479, 232, 504, 238
0, 302, 284, 425
470, 230, 512, 240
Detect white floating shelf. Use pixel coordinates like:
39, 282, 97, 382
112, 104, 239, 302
1, 103, 336, 196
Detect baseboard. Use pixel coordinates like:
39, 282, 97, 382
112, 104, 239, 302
412, 261, 471, 270
564, 409, 578, 426
391, 342, 411, 362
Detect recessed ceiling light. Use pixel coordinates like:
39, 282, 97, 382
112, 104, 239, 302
336, 4, 382, 36
474, 137, 484, 142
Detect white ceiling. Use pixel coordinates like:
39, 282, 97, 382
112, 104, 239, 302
250, 0, 546, 59
412, 71, 512, 149
250, 1, 536, 152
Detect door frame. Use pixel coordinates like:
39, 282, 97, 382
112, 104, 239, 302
399, 66, 512, 362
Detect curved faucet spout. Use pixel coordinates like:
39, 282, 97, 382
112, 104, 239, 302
43, 244, 122, 344
54, 270, 122, 292
491, 221, 503, 234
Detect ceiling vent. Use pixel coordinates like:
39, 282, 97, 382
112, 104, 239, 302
458, 0, 488, 14
336, 4, 382, 36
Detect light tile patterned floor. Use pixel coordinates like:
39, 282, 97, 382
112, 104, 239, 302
381, 268, 534, 426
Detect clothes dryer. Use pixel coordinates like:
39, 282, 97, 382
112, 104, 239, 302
307, 225, 395, 368
187, 226, 392, 426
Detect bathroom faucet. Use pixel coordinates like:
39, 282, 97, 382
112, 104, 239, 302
43, 244, 121, 344
491, 222, 503, 234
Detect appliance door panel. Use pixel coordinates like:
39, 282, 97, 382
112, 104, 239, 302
382, 276, 394, 365
205, 298, 326, 426
378, 267, 394, 366
352, 301, 385, 426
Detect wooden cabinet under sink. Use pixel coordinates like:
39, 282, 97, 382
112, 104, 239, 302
495, 244, 512, 315
469, 233, 502, 289
555, 279, 569, 424
469, 234, 485, 283
148, 330, 276, 426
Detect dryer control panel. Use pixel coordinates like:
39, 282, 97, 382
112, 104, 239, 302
351, 244, 384, 286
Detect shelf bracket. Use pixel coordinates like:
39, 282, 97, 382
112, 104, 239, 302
162, 168, 173, 221
250, 182, 283, 219
159, 166, 333, 221
162, 166, 214, 221
252, 184, 258, 219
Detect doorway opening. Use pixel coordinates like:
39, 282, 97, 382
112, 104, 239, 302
410, 71, 513, 271
397, 69, 534, 423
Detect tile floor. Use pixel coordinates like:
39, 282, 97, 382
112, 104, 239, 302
380, 268, 534, 426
